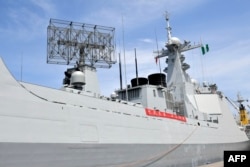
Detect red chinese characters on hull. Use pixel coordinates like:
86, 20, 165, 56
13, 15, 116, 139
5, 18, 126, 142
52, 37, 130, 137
145, 108, 186, 122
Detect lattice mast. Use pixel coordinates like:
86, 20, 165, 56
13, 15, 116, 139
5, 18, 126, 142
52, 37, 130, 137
47, 19, 116, 69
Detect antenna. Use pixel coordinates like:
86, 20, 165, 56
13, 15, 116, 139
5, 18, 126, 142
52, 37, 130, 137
20, 52, 23, 81
165, 11, 172, 42
237, 93, 248, 104
118, 53, 123, 90
154, 29, 162, 73
47, 19, 116, 68
122, 15, 128, 101
134, 48, 139, 85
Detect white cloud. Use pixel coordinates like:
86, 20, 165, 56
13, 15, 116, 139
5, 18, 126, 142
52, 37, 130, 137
30, 0, 56, 15
78, 0, 205, 32
205, 39, 250, 78
0, 0, 56, 41
139, 38, 154, 43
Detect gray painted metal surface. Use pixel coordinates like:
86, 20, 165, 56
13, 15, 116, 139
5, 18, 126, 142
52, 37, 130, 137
0, 142, 249, 167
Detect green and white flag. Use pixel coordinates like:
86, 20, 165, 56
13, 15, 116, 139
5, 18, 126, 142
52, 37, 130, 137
201, 44, 209, 55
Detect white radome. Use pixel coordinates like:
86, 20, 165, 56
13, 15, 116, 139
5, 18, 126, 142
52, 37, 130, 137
71, 71, 85, 85
170, 37, 182, 45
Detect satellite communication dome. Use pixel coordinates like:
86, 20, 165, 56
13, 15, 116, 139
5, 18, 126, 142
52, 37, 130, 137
191, 78, 199, 86
71, 71, 85, 86
110, 92, 117, 100
170, 37, 182, 45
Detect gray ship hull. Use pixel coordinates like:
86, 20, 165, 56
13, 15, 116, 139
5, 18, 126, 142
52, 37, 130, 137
0, 142, 249, 167
0, 55, 249, 167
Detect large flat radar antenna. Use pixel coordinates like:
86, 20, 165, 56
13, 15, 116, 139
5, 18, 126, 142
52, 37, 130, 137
47, 19, 116, 68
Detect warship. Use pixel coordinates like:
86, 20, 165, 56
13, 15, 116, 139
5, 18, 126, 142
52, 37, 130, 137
0, 14, 249, 167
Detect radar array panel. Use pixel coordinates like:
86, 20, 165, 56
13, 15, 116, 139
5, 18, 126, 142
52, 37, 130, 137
47, 19, 116, 68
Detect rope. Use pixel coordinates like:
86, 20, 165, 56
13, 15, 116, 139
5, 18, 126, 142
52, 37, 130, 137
108, 125, 199, 167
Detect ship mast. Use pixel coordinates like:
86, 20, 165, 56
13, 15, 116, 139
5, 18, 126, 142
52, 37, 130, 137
165, 12, 172, 45
154, 12, 203, 117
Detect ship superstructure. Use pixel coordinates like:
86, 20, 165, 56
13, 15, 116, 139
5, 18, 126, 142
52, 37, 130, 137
116, 13, 222, 124
0, 14, 249, 167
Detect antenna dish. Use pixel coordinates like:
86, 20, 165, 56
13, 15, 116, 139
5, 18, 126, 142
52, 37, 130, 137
47, 19, 116, 68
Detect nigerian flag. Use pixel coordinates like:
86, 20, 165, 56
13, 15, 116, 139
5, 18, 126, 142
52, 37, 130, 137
201, 44, 209, 55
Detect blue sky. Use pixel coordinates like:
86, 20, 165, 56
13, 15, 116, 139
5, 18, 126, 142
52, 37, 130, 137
0, 0, 250, 108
